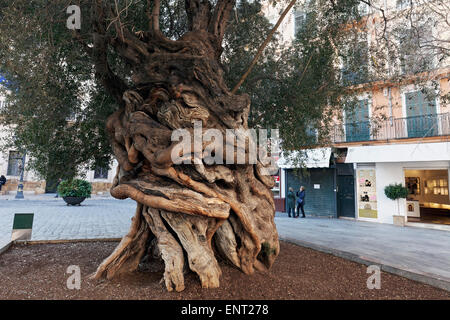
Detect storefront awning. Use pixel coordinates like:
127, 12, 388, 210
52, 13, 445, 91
278, 148, 332, 169
345, 142, 450, 163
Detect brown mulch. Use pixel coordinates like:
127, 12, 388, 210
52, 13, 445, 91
0, 241, 448, 300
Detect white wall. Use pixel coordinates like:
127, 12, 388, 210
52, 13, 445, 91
371, 161, 450, 224
375, 162, 406, 224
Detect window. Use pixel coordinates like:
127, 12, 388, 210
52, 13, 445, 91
305, 124, 318, 145
94, 166, 109, 179
357, 2, 370, 16
396, 0, 410, 10
341, 37, 369, 85
399, 26, 434, 75
294, 11, 306, 36
404, 90, 438, 138
345, 99, 370, 142
7, 151, 23, 176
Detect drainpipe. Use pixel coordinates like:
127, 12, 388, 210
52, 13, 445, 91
383, 0, 393, 135
388, 87, 393, 124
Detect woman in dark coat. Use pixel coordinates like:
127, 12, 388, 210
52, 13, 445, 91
296, 186, 306, 218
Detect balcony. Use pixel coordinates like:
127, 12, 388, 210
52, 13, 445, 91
330, 112, 450, 144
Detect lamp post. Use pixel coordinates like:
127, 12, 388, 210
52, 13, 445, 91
15, 152, 26, 199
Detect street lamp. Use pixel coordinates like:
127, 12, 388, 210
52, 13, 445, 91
15, 152, 26, 199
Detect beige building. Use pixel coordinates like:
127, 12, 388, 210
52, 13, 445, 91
0, 120, 118, 196
272, 0, 450, 228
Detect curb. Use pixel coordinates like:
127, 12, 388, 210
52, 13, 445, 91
280, 236, 450, 292
13, 238, 122, 245
0, 241, 12, 255
0, 238, 122, 255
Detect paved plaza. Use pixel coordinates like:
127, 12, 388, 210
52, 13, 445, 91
0, 195, 135, 250
1, 196, 449, 290
275, 215, 450, 290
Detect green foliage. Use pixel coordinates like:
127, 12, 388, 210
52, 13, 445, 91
57, 179, 92, 198
384, 183, 408, 201
0, 0, 383, 177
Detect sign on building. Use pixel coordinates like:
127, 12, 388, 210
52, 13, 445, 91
357, 169, 377, 219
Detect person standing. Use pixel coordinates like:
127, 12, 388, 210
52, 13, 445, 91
296, 186, 306, 218
0, 175, 6, 192
286, 187, 296, 218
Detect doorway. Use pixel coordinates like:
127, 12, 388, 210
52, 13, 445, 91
337, 175, 356, 218
404, 169, 450, 225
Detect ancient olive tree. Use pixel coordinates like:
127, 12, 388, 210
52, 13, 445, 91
86, 0, 281, 291
0, 0, 368, 291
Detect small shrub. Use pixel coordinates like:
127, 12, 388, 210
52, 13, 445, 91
57, 179, 92, 198
384, 183, 408, 201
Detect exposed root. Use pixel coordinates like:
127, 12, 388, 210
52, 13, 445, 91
92, 203, 149, 280
161, 211, 222, 288
143, 207, 185, 292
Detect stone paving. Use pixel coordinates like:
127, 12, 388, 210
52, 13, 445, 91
0, 195, 135, 249
275, 214, 450, 289
1, 196, 450, 290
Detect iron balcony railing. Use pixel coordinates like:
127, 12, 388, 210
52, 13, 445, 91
330, 112, 450, 144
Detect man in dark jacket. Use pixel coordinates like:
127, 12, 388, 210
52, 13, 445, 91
0, 175, 6, 192
286, 187, 296, 218
296, 186, 306, 218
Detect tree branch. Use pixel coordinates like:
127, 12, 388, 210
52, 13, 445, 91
91, 0, 128, 106
185, 0, 212, 31
209, 0, 236, 48
231, 0, 298, 94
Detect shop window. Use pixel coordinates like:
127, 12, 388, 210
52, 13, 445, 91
424, 178, 448, 196
406, 177, 420, 195
272, 170, 281, 198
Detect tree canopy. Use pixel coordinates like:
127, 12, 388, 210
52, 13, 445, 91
1, 0, 447, 179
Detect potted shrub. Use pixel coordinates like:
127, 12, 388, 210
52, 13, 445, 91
384, 183, 409, 226
57, 179, 92, 206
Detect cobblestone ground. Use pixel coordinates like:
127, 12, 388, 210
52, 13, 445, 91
0, 196, 135, 248
1, 197, 449, 291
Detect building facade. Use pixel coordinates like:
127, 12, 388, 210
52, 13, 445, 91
0, 122, 118, 196
273, 0, 450, 229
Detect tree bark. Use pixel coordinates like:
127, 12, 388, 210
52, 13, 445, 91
91, 0, 280, 291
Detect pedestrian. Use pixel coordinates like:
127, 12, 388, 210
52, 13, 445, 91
286, 187, 296, 218
54, 178, 62, 198
296, 186, 306, 218
0, 175, 6, 192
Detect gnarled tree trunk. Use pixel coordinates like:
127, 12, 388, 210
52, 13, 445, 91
90, 0, 279, 291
